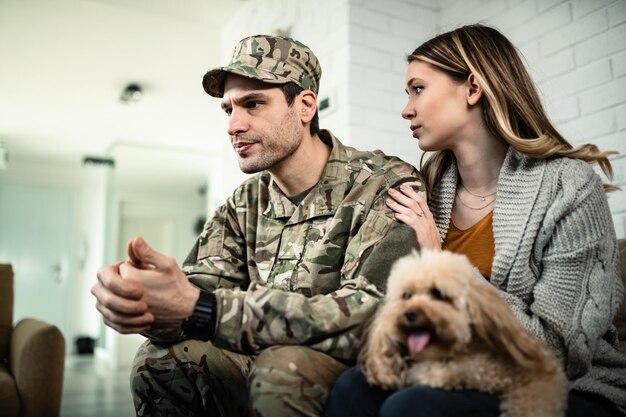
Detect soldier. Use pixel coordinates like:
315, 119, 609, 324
92, 34, 424, 417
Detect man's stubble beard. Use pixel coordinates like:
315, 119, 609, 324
237, 108, 303, 174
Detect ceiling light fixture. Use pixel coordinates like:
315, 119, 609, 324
120, 83, 143, 104
82, 156, 115, 168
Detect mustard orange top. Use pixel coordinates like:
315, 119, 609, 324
442, 211, 495, 279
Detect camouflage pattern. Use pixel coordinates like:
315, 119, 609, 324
203, 34, 322, 98
180, 130, 425, 360
133, 130, 424, 415
249, 346, 348, 416
131, 339, 252, 417
131, 340, 347, 417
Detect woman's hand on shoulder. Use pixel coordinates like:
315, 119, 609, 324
386, 185, 441, 251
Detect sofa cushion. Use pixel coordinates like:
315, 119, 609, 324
0, 363, 19, 417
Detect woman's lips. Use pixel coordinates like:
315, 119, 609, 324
410, 125, 421, 138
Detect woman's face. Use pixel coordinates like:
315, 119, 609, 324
401, 61, 473, 152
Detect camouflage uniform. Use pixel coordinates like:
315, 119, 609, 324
131, 132, 423, 416
184, 131, 422, 359
131, 35, 425, 417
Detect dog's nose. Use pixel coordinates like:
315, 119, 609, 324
404, 309, 419, 323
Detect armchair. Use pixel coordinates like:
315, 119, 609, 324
0, 264, 65, 417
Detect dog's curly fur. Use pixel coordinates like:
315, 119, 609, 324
360, 250, 567, 417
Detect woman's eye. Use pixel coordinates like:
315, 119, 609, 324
413, 86, 424, 94
402, 292, 412, 300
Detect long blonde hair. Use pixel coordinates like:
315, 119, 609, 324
409, 24, 616, 193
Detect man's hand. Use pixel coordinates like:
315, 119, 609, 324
91, 237, 200, 334
92, 261, 154, 334
120, 237, 200, 320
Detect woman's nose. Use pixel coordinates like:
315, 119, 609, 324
401, 102, 415, 120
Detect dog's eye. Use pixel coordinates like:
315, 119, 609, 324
431, 288, 449, 301
402, 292, 412, 300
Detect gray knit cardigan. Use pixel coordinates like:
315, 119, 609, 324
429, 147, 626, 409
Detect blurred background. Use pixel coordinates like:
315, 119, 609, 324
0, 0, 624, 415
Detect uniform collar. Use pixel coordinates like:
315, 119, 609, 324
265, 130, 355, 221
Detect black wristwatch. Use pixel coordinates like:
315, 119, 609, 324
181, 290, 217, 341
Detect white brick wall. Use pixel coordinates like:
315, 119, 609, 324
347, 0, 438, 167
214, 0, 626, 237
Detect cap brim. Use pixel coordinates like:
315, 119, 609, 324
202, 67, 228, 98
202, 65, 297, 98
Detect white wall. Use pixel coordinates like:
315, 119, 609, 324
348, 0, 440, 167
75, 165, 110, 339
0, 156, 206, 360
109, 192, 206, 264
0, 159, 103, 350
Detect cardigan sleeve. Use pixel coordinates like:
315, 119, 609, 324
493, 162, 623, 379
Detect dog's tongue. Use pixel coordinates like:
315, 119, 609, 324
408, 331, 431, 354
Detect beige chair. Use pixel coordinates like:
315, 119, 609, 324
0, 264, 65, 417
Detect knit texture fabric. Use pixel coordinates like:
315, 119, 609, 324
429, 147, 626, 409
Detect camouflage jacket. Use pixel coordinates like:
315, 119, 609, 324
181, 131, 423, 360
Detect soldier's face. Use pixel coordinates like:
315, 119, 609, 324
221, 74, 303, 174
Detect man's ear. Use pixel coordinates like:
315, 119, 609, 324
299, 90, 318, 124
466, 73, 483, 106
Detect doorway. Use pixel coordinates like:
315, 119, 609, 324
0, 182, 78, 350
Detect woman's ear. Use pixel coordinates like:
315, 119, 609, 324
298, 90, 318, 124
466, 73, 483, 106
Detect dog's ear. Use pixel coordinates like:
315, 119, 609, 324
359, 306, 405, 390
467, 280, 552, 372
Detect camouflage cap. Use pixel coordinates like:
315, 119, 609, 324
203, 35, 322, 98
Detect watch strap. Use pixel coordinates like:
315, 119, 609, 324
182, 290, 217, 341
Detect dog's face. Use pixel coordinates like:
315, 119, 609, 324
381, 250, 475, 361
362, 250, 558, 391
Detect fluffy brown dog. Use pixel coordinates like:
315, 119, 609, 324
361, 250, 567, 417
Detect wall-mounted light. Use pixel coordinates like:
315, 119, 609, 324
120, 83, 143, 105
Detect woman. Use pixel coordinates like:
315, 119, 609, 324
325, 24, 625, 417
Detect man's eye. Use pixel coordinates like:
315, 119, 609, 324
246, 101, 261, 109
223, 108, 232, 116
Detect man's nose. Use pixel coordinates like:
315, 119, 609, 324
227, 108, 249, 136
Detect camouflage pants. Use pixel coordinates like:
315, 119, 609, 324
130, 339, 348, 417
